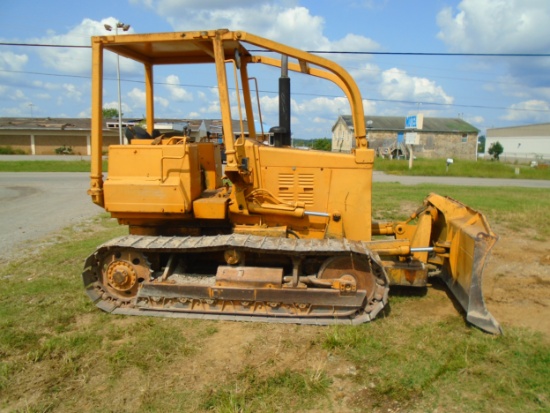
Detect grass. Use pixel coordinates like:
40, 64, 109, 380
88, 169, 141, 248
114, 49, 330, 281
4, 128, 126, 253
1, 157, 549, 179
322, 319, 549, 412
375, 157, 550, 179
0, 191, 549, 411
200, 367, 331, 412
0, 160, 108, 172
372, 183, 550, 239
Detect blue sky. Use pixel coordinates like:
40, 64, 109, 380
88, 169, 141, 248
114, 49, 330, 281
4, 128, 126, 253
1, 0, 549, 139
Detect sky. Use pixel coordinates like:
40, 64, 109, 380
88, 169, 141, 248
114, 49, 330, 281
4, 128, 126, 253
1, 0, 549, 139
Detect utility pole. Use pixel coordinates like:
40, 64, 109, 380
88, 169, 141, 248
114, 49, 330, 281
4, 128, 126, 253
104, 22, 131, 144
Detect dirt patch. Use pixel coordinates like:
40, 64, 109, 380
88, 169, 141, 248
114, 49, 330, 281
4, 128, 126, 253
483, 227, 550, 335
388, 227, 550, 336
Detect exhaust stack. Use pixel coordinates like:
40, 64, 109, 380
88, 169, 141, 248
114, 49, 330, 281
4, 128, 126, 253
270, 55, 291, 147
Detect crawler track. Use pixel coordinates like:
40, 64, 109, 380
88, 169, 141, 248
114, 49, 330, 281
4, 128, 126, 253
82, 234, 390, 325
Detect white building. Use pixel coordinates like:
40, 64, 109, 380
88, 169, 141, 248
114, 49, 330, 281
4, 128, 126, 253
486, 123, 550, 163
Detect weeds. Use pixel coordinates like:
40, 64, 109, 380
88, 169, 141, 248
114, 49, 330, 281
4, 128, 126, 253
322, 318, 550, 412
200, 367, 331, 412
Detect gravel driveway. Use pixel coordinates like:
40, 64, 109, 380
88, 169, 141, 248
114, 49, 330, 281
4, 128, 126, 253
0, 172, 101, 262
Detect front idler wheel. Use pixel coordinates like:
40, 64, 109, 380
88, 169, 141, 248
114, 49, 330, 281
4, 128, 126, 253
100, 250, 151, 302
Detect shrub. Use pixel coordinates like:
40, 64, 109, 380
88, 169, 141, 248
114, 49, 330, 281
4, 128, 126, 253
0, 146, 27, 155
54, 145, 73, 155
488, 141, 503, 161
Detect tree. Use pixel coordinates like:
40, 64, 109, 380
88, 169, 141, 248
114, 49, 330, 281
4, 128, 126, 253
102, 107, 119, 119
477, 135, 486, 153
311, 138, 332, 151
488, 141, 503, 161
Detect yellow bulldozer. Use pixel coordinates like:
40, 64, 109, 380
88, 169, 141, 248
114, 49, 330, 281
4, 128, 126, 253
83, 29, 501, 334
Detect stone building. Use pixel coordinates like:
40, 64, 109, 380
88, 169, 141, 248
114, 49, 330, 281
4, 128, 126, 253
332, 115, 479, 160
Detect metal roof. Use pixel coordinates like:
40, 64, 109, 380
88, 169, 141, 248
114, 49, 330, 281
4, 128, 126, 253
487, 123, 550, 137
0, 117, 92, 130
0, 117, 249, 134
337, 115, 479, 133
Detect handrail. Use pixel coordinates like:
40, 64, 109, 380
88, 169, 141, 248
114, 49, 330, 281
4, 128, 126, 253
160, 137, 187, 183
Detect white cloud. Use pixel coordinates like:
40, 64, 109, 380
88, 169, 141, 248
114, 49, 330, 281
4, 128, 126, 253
362, 99, 377, 116
259, 95, 279, 113
467, 115, 485, 125
126, 87, 169, 114
32, 17, 139, 76
130, 0, 378, 53
78, 108, 91, 118
313, 117, 330, 124
294, 96, 350, 115
103, 101, 119, 110
379, 68, 453, 105
348, 63, 382, 84
330, 33, 378, 54
12, 90, 26, 100
0, 102, 30, 117
502, 99, 550, 122
62, 83, 83, 102
164, 75, 193, 101
35, 92, 49, 100
436, 0, 550, 91
437, 0, 550, 53
200, 100, 221, 115
0, 51, 28, 74
31, 80, 59, 91
155, 96, 170, 108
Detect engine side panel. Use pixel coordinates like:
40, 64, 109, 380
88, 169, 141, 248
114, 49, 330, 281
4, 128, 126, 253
254, 145, 374, 241
104, 143, 202, 214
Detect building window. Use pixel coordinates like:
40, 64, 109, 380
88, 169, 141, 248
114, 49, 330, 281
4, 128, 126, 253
461, 134, 468, 143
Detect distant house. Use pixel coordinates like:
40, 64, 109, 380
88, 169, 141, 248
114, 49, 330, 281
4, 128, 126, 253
0, 117, 118, 155
0, 117, 260, 155
486, 123, 550, 163
332, 115, 479, 160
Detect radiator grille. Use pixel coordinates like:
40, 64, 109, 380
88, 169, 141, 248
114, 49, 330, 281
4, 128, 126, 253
278, 173, 315, 206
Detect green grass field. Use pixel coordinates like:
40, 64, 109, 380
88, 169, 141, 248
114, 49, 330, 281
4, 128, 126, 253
1, 185, 549, 412
1, 157, 549, 180
375, 157, 550, 180
0, 160, 108, 172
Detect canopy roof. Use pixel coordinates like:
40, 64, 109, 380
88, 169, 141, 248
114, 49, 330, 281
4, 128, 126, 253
95, 29, 247, 65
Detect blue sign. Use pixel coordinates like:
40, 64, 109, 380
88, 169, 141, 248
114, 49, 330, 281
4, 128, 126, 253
405, 115, 417, 129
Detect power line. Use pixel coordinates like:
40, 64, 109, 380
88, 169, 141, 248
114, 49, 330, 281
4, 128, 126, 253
0, 42, 89, 48
2, 42, 550, 57
2, 68, 548, 114
307, 51, 550, 57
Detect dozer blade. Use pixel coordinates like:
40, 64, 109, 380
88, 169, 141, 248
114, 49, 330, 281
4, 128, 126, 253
426, 194, 502, 335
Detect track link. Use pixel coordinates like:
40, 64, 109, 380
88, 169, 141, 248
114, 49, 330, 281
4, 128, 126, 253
82, 234, 390, 325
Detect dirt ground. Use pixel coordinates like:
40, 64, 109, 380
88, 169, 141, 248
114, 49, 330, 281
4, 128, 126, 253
481, 225, 550, 336
394, 224, 550, 336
